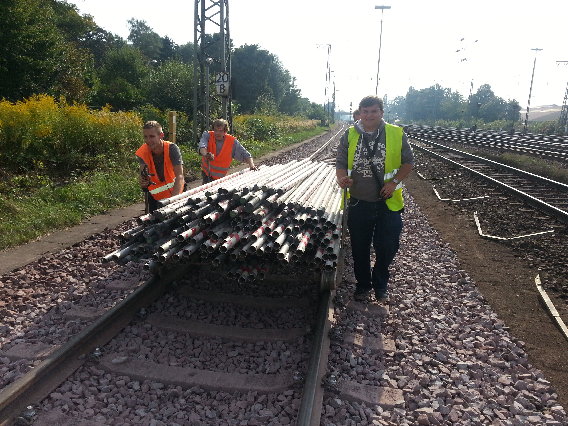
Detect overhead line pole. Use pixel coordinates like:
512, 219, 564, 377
374, 5, 391, 96
193, 0, 232, 143
523, 47, 543, 134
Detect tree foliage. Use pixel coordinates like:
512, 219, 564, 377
232, 44, 293, 114
92, 46, 149, 110
389, 83, 521, 126
1, 0, 525, 132
0, 0, 64, 100
144, 60, 194, 114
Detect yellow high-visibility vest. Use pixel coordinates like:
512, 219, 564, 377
345, 123, 404, 211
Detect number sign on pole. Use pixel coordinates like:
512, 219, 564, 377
215, 72, 230, 96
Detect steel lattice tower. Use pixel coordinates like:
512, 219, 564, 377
192, 0, 232, 143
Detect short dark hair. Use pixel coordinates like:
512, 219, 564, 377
359, 96, 384, 111
143, 120, 163, 133
212, 118, 229, 132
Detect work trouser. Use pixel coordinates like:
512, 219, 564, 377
347, 197, 403, 294
201, 171, 214, 185
147, 195, 160, 213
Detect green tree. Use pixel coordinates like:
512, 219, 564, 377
0, 0, 64, 100
504, 99, 521, 123
127, 19, 163, 60
93, 46, 149, 110
79, 26, 125, 68
144, 60, 194, 113
232, 44, 293, 113
388, 96, 406, 121
160, 36, 178, 62
177, 42, 195, 64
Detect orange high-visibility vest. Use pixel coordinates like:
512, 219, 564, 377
136, 141, 176, 200
201, 131, 236, 180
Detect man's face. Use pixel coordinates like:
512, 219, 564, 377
143, 128, 164, 154
213, 124, 226, 141
359, 104, 384, 131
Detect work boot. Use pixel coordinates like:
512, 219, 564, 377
374, 290, 389, 304
353, 287, 371, 302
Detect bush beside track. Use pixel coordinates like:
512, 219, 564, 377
0, 96, 327, 251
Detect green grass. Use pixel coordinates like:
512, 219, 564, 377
0, 168, 142, 250
0, 126, 330, 251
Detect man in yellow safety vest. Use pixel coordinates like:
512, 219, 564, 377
336, 96, 414, 303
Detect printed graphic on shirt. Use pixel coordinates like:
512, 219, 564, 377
353, 134, 385, 178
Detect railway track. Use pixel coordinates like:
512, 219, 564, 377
2, 124, 567, 425
0, 262, 336, 425
406, 125, 568, 163
410, 137, 568, 224
0, 128, 347, 426
409, 136, 568, 302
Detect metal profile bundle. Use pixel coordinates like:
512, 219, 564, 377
104, 161, 344, 281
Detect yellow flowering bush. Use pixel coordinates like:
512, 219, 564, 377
0, 95, 142, 175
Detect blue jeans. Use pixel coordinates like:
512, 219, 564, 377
347, 197, 403, 294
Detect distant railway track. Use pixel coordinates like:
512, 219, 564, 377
406, 125, 568, 163
410, 137, 568, 224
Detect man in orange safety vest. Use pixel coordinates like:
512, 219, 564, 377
136, 121, 185, 213
198, 118, 258, 184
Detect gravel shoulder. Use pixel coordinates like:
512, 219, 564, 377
405, 173, 568, 408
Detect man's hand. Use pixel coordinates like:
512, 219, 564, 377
379, 180, 397, 199
246, 157, 257, 171
139, 165, 153, 188
139, 174, 150, 188
337, 175, 353, 189
204, 152, 214, 161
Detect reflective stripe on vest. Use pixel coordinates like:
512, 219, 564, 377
135, 141, 177, 201
346, 123, 404, 211
201, 132, 236, 179
149, 181, 175, 195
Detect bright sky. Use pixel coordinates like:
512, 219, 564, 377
74, 0, 567, 112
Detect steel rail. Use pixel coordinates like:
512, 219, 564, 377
297, 289, 332, 426
410, 141, 568, 224
413, 137, 568, 191
308, 124, 346, 161
0, 263, 190, 425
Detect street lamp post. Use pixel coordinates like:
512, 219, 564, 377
374, 5, 391, 96
523, 47, 543, 134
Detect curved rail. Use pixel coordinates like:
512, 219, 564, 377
308, 124, 346, 162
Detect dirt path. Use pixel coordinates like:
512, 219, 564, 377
405, 173, 568, 408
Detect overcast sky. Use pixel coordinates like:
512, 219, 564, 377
74, 0, 567, 112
